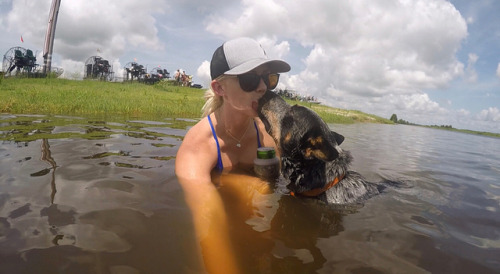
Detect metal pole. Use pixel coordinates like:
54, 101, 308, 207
43, 0, 61, 75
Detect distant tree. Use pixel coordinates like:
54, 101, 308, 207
398, 119, 409, 125
390, 114, 398, 123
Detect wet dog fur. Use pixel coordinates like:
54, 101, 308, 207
257, 91, 383, 204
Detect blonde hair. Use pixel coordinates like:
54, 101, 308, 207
201, 87, 223, 117
201, 75, 232, 117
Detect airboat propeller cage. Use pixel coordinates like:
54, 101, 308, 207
84, 56, 114, 81
124, 62, 147, 81
2, 47, 37, 76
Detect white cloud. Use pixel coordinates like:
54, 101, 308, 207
400, 94, 443, 113
196, 60, 211, 85
478, 107, 500, 122
457, 108, 471, 116
204, 0, 472, 129
377, 93, 449, 124
203, 0, 500, 132
206, 0, 467, 99
256, 37, 290, 61
206, 0, 289, 38
60, 59, 84, 79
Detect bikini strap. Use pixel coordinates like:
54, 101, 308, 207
207, 114, 223, 172
254, 120, 262, 148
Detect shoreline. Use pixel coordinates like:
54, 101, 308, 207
1, 78, 498, 138
0, 78, 389, 124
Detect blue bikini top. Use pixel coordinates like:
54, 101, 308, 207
207, 114, 261, 172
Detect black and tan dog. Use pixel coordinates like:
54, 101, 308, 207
257, 91, 383, 205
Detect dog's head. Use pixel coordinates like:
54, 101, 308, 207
258, 91, 344, 162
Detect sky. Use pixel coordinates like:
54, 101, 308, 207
1, 0, 499, 133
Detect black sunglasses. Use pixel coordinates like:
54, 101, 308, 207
236, 73, 280, 92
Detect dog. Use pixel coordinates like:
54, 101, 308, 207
257, 91, 384, 205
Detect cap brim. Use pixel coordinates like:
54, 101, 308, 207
224, 59, 291, 76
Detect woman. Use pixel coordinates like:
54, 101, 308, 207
175, 37, 290, 273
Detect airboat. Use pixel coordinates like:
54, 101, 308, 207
83, 56, 114, 81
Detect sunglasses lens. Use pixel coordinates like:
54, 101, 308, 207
267, 73, 279, 90
237, 73, 280, 92
238, 74, 260, 92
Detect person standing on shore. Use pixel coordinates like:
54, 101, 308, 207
175, 37, 290, 273
174, 69, 181, 84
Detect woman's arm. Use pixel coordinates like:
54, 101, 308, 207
175, 124, 240, 274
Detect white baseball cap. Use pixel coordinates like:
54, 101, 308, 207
210, 37, 291, 80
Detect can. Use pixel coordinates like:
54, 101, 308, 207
254, 147, 280, 181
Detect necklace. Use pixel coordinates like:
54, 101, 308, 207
225, 119, 252, 148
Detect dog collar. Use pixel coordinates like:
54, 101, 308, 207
290, 174, 345, 197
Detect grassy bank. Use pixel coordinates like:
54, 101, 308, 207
0, 78, 390, 124
423, 125, 500, 138
294, 101, 392, 124
0, 78, 205, 120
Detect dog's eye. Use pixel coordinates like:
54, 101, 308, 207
308, 136, 324, 146
303, 135, 339, 161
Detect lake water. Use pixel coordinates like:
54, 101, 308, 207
1, 114, 499, 273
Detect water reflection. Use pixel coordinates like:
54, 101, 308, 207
1, 114, 499, 273
0, 114, 200, 273
41, 139, 58, 204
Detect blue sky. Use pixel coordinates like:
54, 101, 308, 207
1, 0, 499, 133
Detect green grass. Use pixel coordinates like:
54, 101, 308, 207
0, 78, 388, 124
2, 78, 499, 138
0, 78, 205, 120
287, 99, 393, 124
424, 125, 500, 138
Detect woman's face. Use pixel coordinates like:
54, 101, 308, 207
219, 65, 272, 117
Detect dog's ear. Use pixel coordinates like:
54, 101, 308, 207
331, 131, 344, 145
302, 133, 339, 162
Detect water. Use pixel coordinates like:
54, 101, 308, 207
1, 114, 499, 273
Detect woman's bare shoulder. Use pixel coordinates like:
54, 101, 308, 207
179, 117, 215, 152
176, 117, 218, 179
